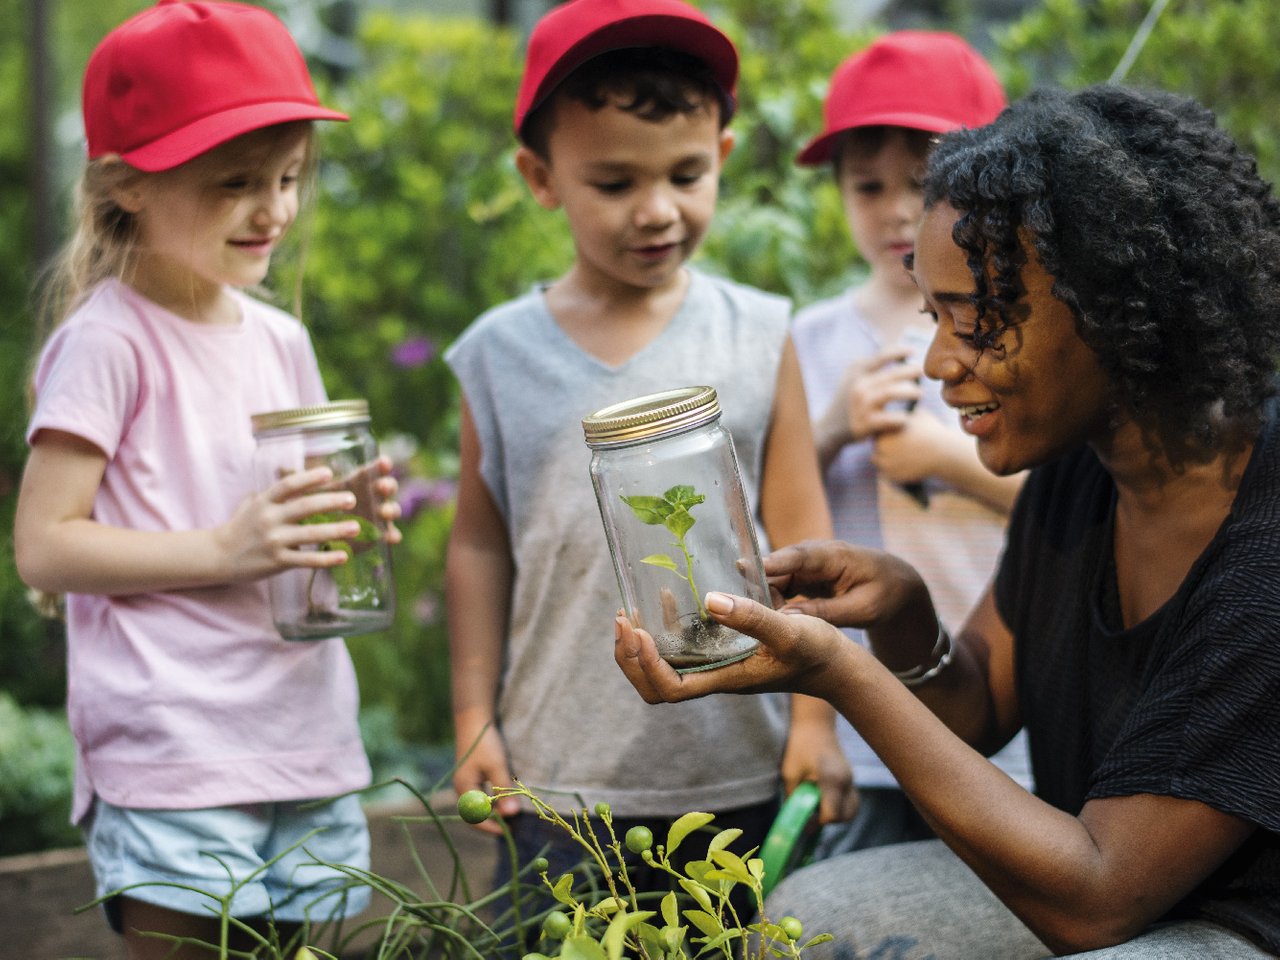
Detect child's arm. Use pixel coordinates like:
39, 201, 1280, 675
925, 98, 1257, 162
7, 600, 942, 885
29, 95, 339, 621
446, 399, 520, 833
759, 337, 858, 825
14, 429, 384, 595
872, 409, 1025, 515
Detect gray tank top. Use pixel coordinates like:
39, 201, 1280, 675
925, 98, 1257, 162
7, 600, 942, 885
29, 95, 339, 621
445, 268, 791, 815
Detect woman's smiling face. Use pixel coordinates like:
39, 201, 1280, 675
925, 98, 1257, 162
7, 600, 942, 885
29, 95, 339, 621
912, 201, 1115, 476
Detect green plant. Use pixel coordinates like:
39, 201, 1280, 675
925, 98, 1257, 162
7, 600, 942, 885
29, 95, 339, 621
89, 777, 828, 960
622, 485, 709, 621
468, 783, 829, 960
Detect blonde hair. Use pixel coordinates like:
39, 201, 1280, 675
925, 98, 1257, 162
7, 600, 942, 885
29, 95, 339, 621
27, 123, 323, 619
34, 159, 141, 359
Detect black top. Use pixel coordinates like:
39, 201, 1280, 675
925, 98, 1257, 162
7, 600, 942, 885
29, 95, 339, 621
996, 397, 1280, 953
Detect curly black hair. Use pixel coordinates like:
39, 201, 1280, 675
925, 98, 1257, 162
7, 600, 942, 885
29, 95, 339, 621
520, 47, 730, 158
923, 84, 1280, 449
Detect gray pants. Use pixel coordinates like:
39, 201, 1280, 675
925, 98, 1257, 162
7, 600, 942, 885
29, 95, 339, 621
765, 839, 1271, 959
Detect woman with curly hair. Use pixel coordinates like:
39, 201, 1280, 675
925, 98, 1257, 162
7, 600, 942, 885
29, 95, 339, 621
615, 84, 1280, 958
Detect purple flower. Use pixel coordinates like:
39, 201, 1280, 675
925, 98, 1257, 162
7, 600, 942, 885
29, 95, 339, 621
422, 477, 457, 507
390, 335, 436, 369
397, 476, 457, 523
413, 591, 440, 626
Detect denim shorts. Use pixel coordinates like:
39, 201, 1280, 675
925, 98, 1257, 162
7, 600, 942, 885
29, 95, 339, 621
84, 794, 371, 931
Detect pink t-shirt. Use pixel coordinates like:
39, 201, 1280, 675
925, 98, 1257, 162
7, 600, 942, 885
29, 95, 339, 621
28, 279, 370, 822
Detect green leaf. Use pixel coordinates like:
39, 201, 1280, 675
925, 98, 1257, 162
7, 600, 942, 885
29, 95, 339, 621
621, 495, 674, 524
663, 485, 705, 509
678, 877, 714, 913
693, 929, 741, 955
602, 909, 655, 960
638, 922, 665, 959
683, 909, 722, 938
661, 891, 680, 927
550, 872, 575, 905
664, 507, 695, 540
708, 828, 743, 854
708, 849, 753, 884
667, 812, 715, 855
559, 936, 609, 960
640, 554, 681, 573
351, 516, 380, 542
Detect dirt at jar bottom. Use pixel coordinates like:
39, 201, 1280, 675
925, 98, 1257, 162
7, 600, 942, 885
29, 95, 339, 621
277, 608, 393, 640
656, 613, 757, 672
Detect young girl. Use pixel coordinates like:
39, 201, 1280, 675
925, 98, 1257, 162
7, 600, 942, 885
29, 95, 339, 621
13, 3, 398, 954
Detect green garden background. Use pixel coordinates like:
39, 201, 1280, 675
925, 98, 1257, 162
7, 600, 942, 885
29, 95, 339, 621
2, 0, 1277, 856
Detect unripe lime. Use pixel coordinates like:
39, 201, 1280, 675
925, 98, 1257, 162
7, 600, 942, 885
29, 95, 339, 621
594, 801, 611, 818
457, 789, 493, 824
542, 910, 572, 939
779, 916, 803, 941
624, 825, 654, 854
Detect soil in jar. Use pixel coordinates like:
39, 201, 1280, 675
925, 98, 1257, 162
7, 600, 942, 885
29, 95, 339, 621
655, 612, 756, 671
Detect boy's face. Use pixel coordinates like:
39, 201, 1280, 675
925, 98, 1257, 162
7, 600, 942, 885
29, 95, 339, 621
516, 95, 733, 295
837, 128, 927, 293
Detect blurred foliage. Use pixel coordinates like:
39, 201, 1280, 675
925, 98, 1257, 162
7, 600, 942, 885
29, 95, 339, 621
992, 0, 1280, 185
0, 694, 79, 855
7, 0, 1280, 855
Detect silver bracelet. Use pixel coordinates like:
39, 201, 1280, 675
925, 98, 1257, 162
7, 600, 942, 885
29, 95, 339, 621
891, 622, 954, 688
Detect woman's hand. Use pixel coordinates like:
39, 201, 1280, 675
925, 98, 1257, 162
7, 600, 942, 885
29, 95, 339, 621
614, 591, 852, 705
763, 540, 930, 630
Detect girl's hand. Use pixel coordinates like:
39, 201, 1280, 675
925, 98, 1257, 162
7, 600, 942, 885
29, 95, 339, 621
214, 466, 369, 582
614, 593, 851, 706
370, 454, 404, 546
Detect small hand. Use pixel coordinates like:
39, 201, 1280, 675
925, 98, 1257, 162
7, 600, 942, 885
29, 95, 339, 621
216, 467, 368, 582
826, 349, 924, 445
453, 726, 521, 836
370, 455, 404, 546
781, 716, 859, 825
872, 408, 953, 485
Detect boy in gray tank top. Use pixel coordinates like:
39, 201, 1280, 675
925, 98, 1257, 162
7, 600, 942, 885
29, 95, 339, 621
443, 0, 856, 934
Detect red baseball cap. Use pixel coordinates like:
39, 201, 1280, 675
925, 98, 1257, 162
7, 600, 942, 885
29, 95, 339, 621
83, 0, 348, 172
514, 0, 738, 143
796, 31, 1006, 166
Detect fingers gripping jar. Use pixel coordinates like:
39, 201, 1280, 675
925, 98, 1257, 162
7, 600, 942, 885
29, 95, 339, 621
251, 400, 395, 639
583, 386, 770, 672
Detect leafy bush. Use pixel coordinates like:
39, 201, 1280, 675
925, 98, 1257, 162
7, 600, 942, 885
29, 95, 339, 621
993, 0, 1280, 185
0, 694, 78, 855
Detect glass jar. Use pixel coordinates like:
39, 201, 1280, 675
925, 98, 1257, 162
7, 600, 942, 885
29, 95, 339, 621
582, 385, 769, 672
250, 399, 395, 639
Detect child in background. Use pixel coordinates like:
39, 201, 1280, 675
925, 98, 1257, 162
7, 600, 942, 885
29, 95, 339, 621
791, 31, 1031, 857
13, 2, 399, 954
445, 0, 854, 917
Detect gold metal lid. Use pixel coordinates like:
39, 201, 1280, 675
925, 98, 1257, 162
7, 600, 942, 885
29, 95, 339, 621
582, 386, 720, 448
251, 399, 370, 436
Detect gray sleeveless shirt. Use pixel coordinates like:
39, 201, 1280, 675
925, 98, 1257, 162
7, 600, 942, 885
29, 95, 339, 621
445, 268, 791, 815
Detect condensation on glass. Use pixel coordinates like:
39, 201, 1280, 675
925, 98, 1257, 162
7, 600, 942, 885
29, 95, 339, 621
583, 385, 769, 672
251, 399, 395, 639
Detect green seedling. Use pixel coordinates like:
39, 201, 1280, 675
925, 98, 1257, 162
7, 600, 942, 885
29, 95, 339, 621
299, 512, 381, 617
621, 485, 708, 620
